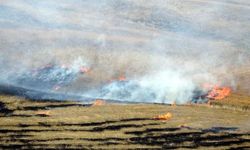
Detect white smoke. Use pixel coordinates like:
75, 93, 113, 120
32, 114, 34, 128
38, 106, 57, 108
0, 0, 249, 103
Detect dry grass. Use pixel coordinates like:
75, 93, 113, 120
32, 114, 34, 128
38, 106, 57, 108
209, 93, 250, 111
0, 94, 249, 149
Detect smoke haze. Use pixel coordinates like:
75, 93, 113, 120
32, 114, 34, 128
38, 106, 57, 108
0, 0, 250, 103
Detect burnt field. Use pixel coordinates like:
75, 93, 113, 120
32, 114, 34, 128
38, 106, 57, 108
0, 93, 250, 149
0, 67, 249, 149
1, 0, 250, 149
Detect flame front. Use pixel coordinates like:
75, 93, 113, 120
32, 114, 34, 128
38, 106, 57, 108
118, 75, 126, 81
154, 112, 172, 120
206, 86, 231, 100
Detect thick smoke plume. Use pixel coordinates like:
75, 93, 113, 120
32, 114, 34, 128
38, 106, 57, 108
0, 0, 249, 103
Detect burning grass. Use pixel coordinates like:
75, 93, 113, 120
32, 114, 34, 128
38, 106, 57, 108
0, 94, 249, 149
153, 112, 172, 121
206, 86, 231, 100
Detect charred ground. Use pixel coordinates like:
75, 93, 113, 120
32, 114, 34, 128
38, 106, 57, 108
0, 94, 249, 149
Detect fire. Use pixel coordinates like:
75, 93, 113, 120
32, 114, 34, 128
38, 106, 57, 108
108, 75, 126, 83
92, 99, 106, 106
118, 75, 126, 81
154, 112, 172, 120
206, 86, 231, 100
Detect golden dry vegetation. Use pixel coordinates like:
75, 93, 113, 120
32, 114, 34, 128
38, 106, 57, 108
0, 94, 249, 149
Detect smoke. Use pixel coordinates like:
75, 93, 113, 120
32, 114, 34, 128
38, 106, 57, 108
0, 0, 249, 103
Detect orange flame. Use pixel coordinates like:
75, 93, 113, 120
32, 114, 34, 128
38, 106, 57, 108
154, 112, 172, 120
92, 99, 106, 106
206, 86, 231, 100
108, 75, 126, 83
118, 75, 126, 81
